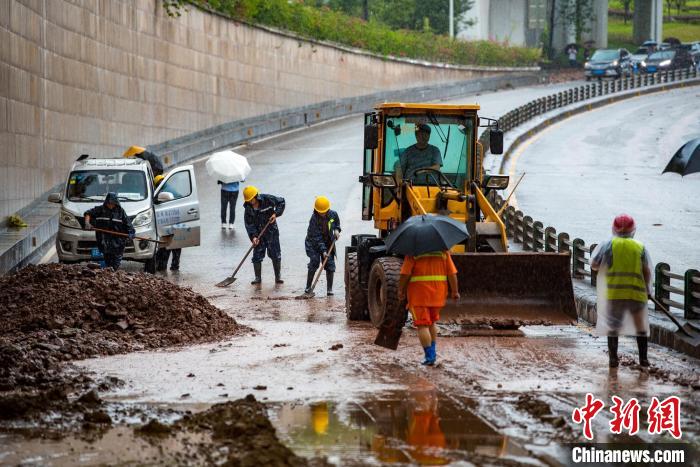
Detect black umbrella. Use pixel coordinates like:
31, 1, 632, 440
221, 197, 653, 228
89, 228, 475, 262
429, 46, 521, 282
663, 138, 700, 176
385, 214, 469, 256
136, 150, 164, 177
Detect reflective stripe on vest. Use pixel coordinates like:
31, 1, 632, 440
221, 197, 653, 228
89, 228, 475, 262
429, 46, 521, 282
606, 237, 647, 302
410, 275, 447, 282
409, 252, 447, 283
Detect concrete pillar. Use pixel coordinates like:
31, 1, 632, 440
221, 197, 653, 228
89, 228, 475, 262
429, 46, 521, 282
459, 0, 491, 41
634, 0, 663, 44
592, 0, 608, 48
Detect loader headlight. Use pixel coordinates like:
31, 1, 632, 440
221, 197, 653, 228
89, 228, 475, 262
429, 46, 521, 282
59, 209, 82, 229
132, 209, 153, 227
370, 174, 397, 188
484, 175, 510, 190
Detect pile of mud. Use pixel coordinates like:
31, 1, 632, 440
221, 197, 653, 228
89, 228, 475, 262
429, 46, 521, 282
0, 263, 246, 422
135, 395, 325, 466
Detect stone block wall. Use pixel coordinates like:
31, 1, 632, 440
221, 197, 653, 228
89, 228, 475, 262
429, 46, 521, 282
0, 0, 518, 220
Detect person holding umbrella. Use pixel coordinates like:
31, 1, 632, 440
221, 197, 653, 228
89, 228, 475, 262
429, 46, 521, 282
206, 150, 251, 229
387, 215, 466, 365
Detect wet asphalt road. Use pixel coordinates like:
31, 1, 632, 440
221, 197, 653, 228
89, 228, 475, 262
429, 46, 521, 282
509, 86, 700, 272
23, 82, 700, 465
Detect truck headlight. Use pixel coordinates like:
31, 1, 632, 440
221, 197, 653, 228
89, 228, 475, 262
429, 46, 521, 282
584, 62, 591, 69
59, 209, 81, 229
485, 175, 510, 189
641, 61, 646, 67
611, 60, 618, 67
659, 60, 671, 67
132, 209, 153, 227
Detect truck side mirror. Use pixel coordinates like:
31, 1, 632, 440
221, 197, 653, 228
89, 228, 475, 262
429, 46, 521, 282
489, 129, 504, 155
364, 124, 378, 150
48, 193, 63, 203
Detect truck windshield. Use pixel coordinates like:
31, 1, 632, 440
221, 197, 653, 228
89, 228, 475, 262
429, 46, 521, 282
383, 115, 473, 189
66, 170, 148, 202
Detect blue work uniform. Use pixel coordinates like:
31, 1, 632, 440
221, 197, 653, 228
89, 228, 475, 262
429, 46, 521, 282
85, 193, 135, 270
244, 193, 285, 263
305, 210, 341, 273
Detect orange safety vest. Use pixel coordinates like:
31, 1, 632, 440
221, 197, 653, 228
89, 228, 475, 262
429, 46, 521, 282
401, 251, 457, 308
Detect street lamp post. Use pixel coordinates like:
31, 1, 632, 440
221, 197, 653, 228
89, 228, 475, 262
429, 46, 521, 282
449, 0, 454, 38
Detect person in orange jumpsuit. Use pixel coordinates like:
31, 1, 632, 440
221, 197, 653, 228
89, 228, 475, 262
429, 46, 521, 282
398, 251, 459, 366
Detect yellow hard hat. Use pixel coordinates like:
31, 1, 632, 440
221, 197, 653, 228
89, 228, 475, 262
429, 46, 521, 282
154, 174, 165, 186
314, 196, 330, 213
243, 185, 259, 203
123, 146, 146, 157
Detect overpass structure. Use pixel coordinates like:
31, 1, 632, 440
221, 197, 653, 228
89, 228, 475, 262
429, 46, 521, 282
460, 0, 665, 51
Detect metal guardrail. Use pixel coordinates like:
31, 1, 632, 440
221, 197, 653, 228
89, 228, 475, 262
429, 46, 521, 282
495, 196, 700, 320
482, 66, 700, 321
478, 66, 700, 153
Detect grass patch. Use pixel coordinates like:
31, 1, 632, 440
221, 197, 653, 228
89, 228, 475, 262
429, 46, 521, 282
188, 0, 540, 67
608, 18, 700, 49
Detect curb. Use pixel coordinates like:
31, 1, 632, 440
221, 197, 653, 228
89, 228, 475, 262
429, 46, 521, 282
574, 282, 700, 359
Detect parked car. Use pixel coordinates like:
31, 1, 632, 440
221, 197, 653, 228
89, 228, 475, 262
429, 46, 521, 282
630, 47, 650, 73
48, 157, 201, 272
641, 48, 694, 73
679, 41, 700, 65
584, 48, 632, 80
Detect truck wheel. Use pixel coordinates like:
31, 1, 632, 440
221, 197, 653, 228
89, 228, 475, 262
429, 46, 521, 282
144, 250, 157, 274
345, 251, 368, 321
367, 257, 404, 329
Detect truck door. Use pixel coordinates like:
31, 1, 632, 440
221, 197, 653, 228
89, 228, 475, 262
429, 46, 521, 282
153, 165, 201, 249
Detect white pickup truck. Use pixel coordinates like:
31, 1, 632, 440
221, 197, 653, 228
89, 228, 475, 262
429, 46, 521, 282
48, 157, 200, 273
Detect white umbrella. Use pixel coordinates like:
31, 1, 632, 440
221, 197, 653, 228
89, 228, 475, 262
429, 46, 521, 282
205, 150, 251, 183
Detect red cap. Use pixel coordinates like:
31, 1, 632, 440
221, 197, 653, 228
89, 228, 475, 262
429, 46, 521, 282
613, 214, 635, 234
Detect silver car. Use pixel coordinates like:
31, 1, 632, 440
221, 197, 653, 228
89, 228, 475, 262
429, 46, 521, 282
49, 157, 200, 271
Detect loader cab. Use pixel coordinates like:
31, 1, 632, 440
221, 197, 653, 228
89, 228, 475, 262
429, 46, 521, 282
361, 104, 488, 238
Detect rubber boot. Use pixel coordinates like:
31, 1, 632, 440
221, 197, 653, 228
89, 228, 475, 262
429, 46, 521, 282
421, 346, 434, 366
430, 341, 436, 365
608, 336, 619, 368
251, 262, 262, 285
304, 270, 315, 294
272, 259, 284, 284
326, 271, 334, 296
637, 336, 649, 367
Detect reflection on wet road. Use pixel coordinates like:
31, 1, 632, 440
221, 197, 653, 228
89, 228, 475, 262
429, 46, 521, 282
272, 377, 532, 466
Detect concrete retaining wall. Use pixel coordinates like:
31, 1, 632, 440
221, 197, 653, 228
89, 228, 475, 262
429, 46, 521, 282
0, 0, 534, 221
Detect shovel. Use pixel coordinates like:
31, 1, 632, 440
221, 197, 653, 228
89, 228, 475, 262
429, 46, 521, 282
296, 239, 337, 299
92, 227, 166, 245
649, 295, 693, 338
216, 217, 275, 288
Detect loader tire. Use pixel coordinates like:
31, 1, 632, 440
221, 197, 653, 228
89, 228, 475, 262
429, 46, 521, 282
367, 256, 404, 329
345, 251, 368, 321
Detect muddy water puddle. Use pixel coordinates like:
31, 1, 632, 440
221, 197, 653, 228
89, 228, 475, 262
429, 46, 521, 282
270, 388, 537, 466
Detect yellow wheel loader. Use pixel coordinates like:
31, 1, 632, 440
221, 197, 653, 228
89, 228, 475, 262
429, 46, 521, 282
344, 103, 576, 343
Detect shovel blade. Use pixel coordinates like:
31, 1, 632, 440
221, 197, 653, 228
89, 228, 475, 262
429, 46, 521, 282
215, 276, 237, 288
295, 291, 316, 300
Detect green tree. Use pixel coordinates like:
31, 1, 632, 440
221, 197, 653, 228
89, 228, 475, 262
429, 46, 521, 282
326, 0, 474, 35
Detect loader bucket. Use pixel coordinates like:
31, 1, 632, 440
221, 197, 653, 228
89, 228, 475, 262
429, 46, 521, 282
442, 252, 577, 327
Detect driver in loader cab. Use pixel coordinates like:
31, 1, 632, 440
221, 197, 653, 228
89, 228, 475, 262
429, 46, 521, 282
396, 123, 443, 182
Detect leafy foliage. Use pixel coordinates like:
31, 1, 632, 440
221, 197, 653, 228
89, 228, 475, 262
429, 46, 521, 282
162, 0, 539, 66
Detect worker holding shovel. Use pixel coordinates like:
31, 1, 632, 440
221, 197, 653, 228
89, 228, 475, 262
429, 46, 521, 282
591, 214, 652, 368
84, 192, 135, 271
304, 196, 341, 296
